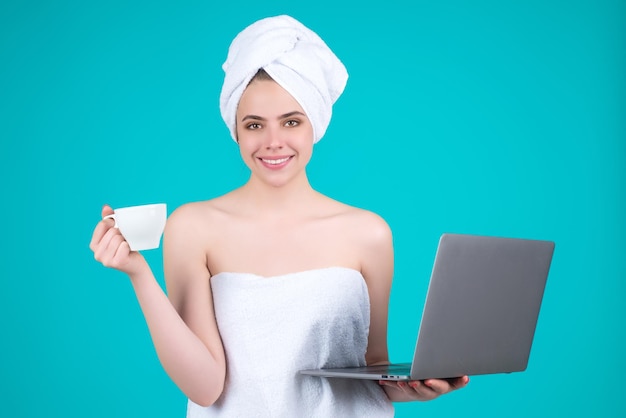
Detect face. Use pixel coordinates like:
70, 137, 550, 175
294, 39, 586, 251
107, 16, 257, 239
235, 79, 314, 187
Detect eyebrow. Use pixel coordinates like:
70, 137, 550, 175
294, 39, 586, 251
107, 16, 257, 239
241, 111, 306, 122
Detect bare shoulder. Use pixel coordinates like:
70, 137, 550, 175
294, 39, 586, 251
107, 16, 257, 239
166, 199, 222, 229
162, 196, 237, 277
318, 196, 393, 275
162, 195, 237, 296
354, 207, 392, 241
350, 207, 393, 273
164, 195, 234, 240
329, 200, 393, 248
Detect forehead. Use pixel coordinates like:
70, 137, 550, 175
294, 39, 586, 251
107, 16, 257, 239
237, 79, 306, 117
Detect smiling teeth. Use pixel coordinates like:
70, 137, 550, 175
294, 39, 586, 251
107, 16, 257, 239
263, 157, 290, 165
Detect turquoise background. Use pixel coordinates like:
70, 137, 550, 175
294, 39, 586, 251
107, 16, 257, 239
1, 0, 624, 416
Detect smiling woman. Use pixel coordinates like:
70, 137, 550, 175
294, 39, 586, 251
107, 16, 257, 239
89, 14, 467, 417
0, 0, 623, 416
236, 71, 314, 185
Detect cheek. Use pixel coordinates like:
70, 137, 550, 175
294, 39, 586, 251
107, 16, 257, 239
238, 142, 253, 158
237, 138, 262, 166
300, 141, 314, 162
304, 125, 314, 143
238, 145, 256, 169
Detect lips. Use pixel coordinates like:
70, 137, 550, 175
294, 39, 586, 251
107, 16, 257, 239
261, 157, 291, 165
258, 155, 293, 169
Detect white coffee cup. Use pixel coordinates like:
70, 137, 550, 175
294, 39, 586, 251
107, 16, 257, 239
103, 203, 167, 251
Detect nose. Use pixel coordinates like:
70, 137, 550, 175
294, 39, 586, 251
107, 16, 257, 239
264, 125, 285, 149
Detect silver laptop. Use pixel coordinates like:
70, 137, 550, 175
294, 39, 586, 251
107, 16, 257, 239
299, 233, 555, 381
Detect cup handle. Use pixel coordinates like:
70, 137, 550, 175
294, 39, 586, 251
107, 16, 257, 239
102, 213, 118, 228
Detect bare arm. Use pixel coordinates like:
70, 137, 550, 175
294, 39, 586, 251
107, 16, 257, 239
358, 212, 469, 402
90, 205, 225, 406
160, 204, 226, 405
359, 212, 394, 368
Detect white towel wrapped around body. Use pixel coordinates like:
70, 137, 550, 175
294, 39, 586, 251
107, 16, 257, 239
186, 267, 394, 418
219, 15, 348, 143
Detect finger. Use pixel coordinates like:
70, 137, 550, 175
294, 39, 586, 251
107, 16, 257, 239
95, 230, 121, 265
112, 240, 132, 266
424, 379, 450, 394
381, 381, 419, 397
422, 377, 466, 394
378, 380, 406, 393
90, 218, 116, 252
101, 204, 114, 218
408, 380, 439, 399
397, 381, 416, 395
93, 226, 124, 264
449, 376, 470, 390
89, 205, 116, 251
101, 234, 129, 269
425, 376, 469, 393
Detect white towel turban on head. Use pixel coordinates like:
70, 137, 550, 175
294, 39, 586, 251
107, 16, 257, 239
219, 15, 348, 143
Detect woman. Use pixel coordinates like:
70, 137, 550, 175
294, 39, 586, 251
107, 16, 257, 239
90, 15, 468, 417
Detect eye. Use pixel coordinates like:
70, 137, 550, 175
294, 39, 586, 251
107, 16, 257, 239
284, 119, 300, 127
246, 122, 262, 130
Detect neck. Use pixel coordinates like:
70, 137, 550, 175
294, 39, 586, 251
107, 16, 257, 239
236, 173, 320, 217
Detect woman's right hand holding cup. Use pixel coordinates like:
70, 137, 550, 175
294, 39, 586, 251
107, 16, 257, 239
90, 204, 148, 276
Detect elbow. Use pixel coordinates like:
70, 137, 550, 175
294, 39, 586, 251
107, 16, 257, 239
172, 353, 227, 407
188, 381, 225, 407
190, 397, 216, 408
